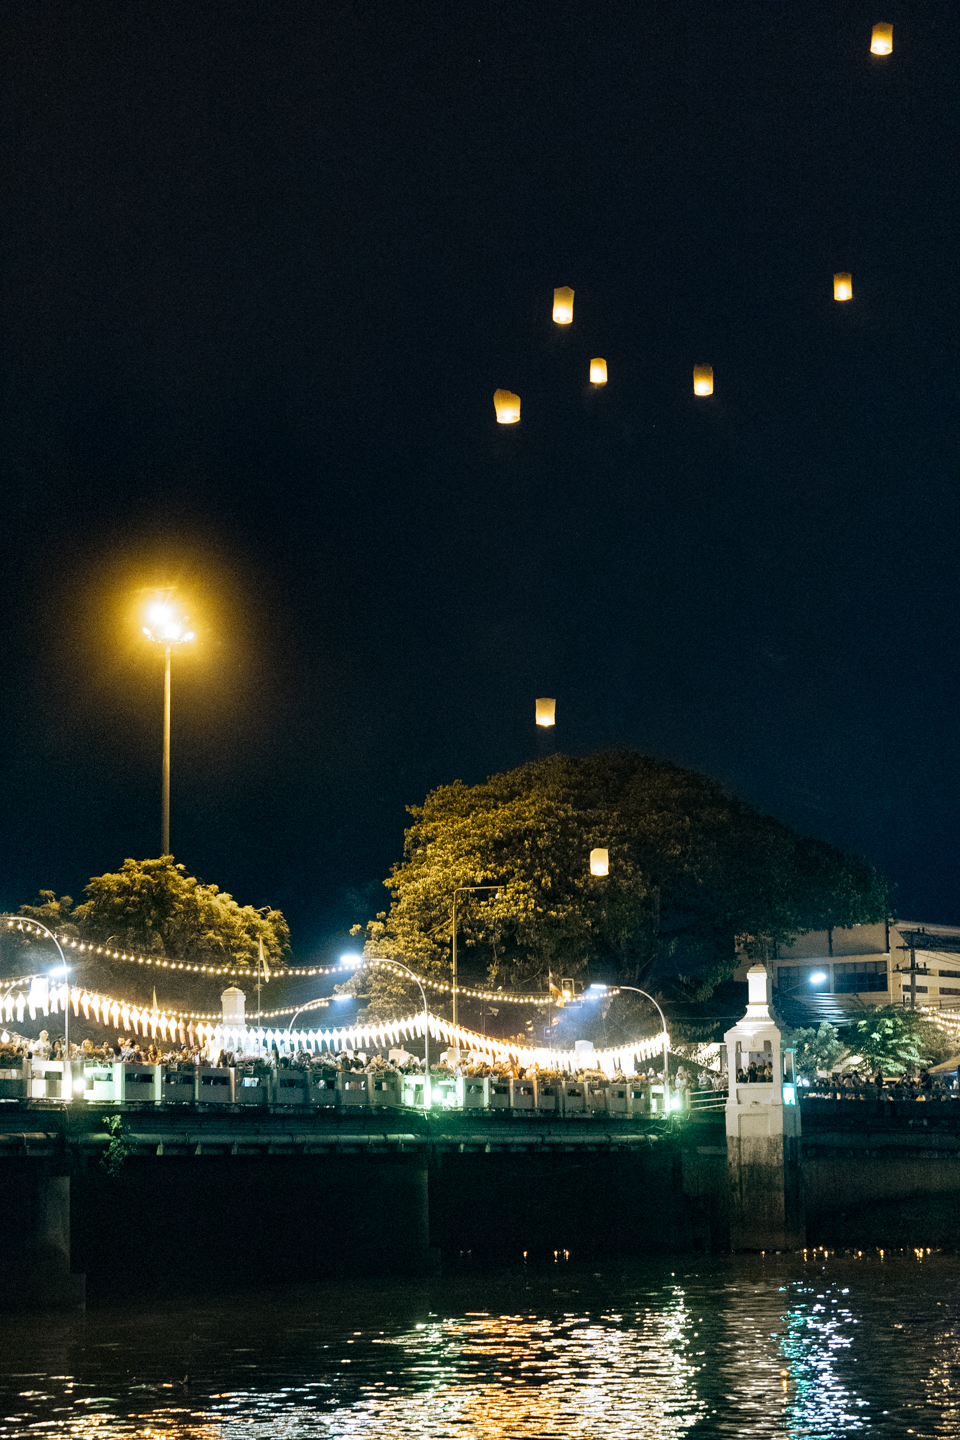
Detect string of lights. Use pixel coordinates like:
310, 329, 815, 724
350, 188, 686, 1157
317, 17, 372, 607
4, 919, 557, 1006
0, 977, 330, 1027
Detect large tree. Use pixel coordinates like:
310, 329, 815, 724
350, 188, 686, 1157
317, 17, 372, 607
19, 857, 290, 970
351, 751, 890, 1018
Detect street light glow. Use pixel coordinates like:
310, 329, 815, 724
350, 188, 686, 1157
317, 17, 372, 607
339, 953, 363, 968
809, 970, 827, 984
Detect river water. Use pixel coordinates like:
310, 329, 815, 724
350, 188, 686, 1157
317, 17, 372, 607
0, 1251, 956, 1439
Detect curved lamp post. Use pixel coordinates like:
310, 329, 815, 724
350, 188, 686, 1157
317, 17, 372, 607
340, 953, 432, 1098
1, 916, 72, 1099
591, 982, 671, 1112
142, 596, 195, 856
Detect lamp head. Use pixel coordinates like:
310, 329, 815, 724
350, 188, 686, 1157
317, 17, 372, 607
809, 970, 828, 985
143, 596, 195, 648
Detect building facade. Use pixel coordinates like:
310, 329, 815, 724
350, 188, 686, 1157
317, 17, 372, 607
749, 922, 960, 1026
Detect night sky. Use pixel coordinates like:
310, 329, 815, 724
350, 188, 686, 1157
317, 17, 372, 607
2, 1, 958, 961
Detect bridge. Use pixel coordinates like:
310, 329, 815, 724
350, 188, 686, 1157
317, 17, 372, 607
3, 935, 960, 1309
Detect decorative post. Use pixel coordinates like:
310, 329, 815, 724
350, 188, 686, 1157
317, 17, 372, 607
724, 963, 804, 1250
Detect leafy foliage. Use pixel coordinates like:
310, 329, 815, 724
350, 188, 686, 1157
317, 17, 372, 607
20, 858, 290, 971
782, 1021, 847, 1078
847, 1006, 952, 1075
351, 751, 890, 1018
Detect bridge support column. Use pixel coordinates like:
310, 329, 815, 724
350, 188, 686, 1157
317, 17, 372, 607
724, 965, 804, 1252
0, 1167, 85, 1309
351, 1154, 439, 1276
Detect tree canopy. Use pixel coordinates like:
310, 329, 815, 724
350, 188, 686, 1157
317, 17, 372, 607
351, 750, 890, 1017
847, 1006, 952, 1075
782, 1021, 847, 1079
18, 857, 290, 970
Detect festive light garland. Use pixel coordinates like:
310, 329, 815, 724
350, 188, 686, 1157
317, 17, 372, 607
191, 1013, 670, 1074
0, 978, 330, 1042
5, 920, 559, 1006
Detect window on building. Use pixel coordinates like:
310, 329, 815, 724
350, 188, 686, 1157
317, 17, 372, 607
833, 961, 888, 993
777, 966, 828, 992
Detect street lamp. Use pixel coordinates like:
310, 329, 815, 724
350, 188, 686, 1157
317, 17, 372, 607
340, 953, 432, 1093
592, 983, 672, 1112
142, 596, 196, 856
451, 885, 500, 1029
1, 916, 73, 1100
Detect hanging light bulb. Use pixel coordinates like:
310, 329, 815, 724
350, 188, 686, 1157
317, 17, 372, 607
870, 22, 893, 55
493, 389, 521, 424
589, 358, 608, 386
590, 848, 609, 877
552, 287, 574, 325
535, 698, 556, 727
693, 365, 714, 396
834, 272, 853, 301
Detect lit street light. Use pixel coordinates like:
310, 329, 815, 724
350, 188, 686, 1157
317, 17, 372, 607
589, 982, 672, 1111
340, 953, 433, 1090
1, 915, 74, 1099
142, 596, 196, 855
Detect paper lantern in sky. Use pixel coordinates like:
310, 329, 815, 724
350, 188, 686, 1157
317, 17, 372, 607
693, 365, 714, 396
589, 358, 608, 385
590, 848, 609, 877
493, 389, 521, 424
870, 22, 893, 55
552, 286, 574, 324
535, 697, 556, 727
833, 272, 853, 301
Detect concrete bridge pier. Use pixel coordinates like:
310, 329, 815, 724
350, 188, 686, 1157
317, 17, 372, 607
0, 1165, 85, 1309
724, 965, 805, 1251
345, 1153, 440, 1276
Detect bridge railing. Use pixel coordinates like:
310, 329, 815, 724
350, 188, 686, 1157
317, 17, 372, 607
0, 1059, 687, 1118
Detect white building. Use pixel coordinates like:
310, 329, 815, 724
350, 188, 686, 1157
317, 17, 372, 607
738, 921, 960, 1026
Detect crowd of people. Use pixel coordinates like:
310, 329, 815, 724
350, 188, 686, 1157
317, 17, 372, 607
803, 1069, 959, 1101
3, 1033, 956, 1104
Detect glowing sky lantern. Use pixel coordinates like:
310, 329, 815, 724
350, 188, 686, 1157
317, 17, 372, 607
834, 272, 853, 301
552, 286, 574, 324
493, 389, 521, 424
870, 22, 893, 55
590, 848, 609, 876
589, 358, 608, 385
535, 697, 556, 727
693, 364, 714, 396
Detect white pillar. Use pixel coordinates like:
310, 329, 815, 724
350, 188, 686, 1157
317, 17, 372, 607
724, 964, 804, 1251
220, 987, 246, 1029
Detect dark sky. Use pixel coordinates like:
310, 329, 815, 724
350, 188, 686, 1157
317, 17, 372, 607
2, 0, 958, 959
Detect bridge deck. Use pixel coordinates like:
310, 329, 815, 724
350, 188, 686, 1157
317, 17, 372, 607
0, 1102, 725, 1158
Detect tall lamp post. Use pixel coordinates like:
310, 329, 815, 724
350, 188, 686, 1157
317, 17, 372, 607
142, 597, 195, 855
451, 885, 500, 1030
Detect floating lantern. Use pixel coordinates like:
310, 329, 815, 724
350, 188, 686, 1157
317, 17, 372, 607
535, 697, 556, 727
590, 848, 609, 877
833, 272, 853, 301
693, 364, 714, 396
589, 358, 608, 385
552, 286, 574, 325
493, 389, 521, 424
870, 22, 893, 55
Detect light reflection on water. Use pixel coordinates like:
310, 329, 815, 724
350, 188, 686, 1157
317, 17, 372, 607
0, 1253, 956, 1440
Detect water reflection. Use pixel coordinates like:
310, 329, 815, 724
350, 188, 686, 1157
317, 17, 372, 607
0, 1253, 956, 1440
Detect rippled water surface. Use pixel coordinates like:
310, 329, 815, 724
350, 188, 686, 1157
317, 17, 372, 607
1, 1253, 957, 1439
